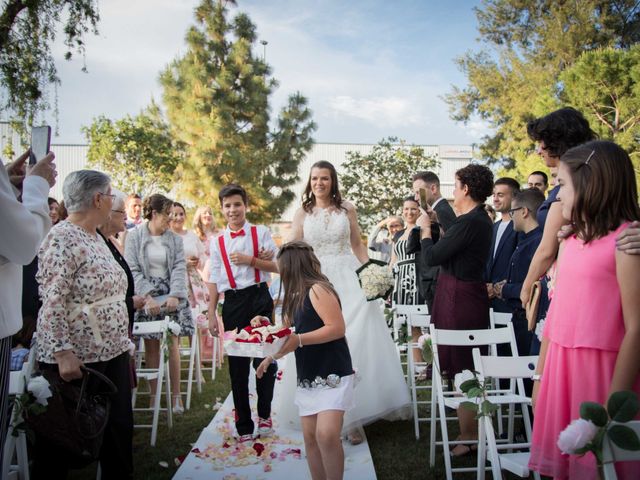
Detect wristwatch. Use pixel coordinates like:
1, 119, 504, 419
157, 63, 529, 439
532, 374, 542, 382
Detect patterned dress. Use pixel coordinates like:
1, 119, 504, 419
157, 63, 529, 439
393, 238, 420, 305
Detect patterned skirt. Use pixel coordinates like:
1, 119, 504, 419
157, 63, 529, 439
134, 276, 194, 339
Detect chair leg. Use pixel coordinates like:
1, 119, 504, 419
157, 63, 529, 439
165, 358, 173, 430
2, 424, 16, 480
186, 334, 196, 410
407, 341, 420, 440
429, 378, 438, 467
212, 337, 218, 381
438, 388, 454, 480
477, 416, 486, 480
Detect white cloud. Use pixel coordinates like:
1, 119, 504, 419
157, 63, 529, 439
327, 95, 426, 128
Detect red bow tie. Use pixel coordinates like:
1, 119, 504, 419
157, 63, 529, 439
230, 229, 245, 238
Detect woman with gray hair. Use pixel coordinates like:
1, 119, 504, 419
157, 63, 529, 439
34, 170, 133, 478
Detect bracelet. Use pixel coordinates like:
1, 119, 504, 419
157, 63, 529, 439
250, 257, 257, 267
298, 333, 303, 348
532, 373, 542, 382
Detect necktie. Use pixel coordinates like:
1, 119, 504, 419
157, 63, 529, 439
230, 229, 245, 239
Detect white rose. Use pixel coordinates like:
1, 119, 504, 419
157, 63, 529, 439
417, 334, 430, 350
27, 376, 53, 406
167, 321, 181, 336
535, 319, 545, 342
557, 418, 599, 454
454, 369, 476, 393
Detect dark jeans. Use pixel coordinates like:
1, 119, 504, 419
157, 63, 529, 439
33, 352, 133, 479
223, 283, 278, 436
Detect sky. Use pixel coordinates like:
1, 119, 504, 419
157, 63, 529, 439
45, 0, 489, 146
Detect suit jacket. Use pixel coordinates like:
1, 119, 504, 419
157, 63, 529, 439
485, 220, 519, 313
433, 198, 456, 232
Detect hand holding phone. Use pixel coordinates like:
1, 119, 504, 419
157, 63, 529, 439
418, 187, 430, 212
29, 126, 51, 166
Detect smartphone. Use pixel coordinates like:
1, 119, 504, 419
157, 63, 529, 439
418, 187, 430, 211
29, 125, 51, 165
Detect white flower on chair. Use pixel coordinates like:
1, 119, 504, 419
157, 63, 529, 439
454, 369, 476, 394
167, 321, 182, 336
27, 375, 53, 406
557, 418, 599, 454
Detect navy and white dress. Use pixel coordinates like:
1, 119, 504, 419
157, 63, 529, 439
392, 237, 421, 305
293, 291, 355, 417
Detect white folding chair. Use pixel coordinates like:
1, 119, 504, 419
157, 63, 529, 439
395, 303, 431, 439
3, 343, 37, 480
428, 323, 521, 480
473, 348, 540, 480
181, 308, 204, 410
131, 318, 172, 446
601, 421, 640, 480
489, 308, 512, 329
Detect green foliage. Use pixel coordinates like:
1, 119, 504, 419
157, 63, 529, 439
446, 0, 640, 175
159, 0, 315, 223
341, 137, 439, 230
0, 0, 100, 134
82, 101, 182, 198
607, 389, 640, 423
580, 401, 608, 427
560, 45, 640, 181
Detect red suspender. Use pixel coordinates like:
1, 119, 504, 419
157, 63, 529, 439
250, 226, 260, 284
218, 234, 237, 289
219, 226, 261, 289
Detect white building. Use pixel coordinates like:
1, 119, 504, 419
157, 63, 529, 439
1, 123, 473, 222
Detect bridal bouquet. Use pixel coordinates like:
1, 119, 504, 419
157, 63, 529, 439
356, 259, 394, 301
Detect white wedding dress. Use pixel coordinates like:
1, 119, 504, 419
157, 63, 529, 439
273, 208, 411, 432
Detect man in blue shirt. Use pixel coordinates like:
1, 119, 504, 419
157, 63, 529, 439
493, 188, 545, 355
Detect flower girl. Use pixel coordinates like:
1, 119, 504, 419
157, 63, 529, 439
257, 241, 355, 480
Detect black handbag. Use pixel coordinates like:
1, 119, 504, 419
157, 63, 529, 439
25, 365, 118, 467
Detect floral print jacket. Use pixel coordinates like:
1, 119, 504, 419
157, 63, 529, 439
36, 221, 130, 363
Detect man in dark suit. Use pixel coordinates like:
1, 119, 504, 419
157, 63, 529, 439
485, 177, 520, 313
407, 171, 456, 310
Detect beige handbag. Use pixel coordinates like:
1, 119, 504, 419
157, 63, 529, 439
526, 281, 542, 331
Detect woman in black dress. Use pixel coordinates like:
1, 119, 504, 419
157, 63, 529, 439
416, 163, 494, 456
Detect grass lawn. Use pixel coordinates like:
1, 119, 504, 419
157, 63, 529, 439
67, 367, 505, 480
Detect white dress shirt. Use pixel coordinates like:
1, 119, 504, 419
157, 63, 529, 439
209, 222, 277, 292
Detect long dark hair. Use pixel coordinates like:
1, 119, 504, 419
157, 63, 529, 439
301, 161, 345, 213
560, 141, 640, 243
276, 241, 339, 326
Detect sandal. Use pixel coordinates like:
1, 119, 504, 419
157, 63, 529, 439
450, 443, 477, 458
347, 430, 364, 445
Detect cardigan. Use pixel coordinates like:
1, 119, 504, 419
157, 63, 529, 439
0, 165, 50, 339
124, 222, 188, 299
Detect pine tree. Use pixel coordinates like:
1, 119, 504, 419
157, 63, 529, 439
160, 0, 316, 223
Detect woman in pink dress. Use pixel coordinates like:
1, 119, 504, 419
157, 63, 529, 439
529, 140, 640, 479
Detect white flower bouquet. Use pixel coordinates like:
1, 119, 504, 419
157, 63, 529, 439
356, 259, 394, 301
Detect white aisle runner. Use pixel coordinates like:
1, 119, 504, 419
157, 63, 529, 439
173, 382, 377, 479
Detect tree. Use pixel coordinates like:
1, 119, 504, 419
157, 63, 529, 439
560, 45, 640, 180
82, 101, 182, 197
159, 0, 316, 223
0, 0, 100, 132
446, 0, 640, 173
341, 137, 440, 231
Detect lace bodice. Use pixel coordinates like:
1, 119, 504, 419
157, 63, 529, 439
303, 208, 352, 258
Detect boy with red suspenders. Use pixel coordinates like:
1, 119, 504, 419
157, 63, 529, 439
207, 184, 279, 442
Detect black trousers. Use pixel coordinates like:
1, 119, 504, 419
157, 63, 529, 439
223, 283, 278, 436
33, 352, 134, 479
0, 336, 11, 475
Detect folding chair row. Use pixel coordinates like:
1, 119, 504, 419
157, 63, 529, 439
428, 323, 534, 480
3, 342, 37, 480
131, 318, 173, 447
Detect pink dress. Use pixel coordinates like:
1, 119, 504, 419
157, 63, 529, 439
529, 224, 640, 479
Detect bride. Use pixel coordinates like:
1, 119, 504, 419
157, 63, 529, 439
274, 160, 410, 443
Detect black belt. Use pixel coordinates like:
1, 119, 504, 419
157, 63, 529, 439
397, 259, 415, 266
224, 282, 268, 297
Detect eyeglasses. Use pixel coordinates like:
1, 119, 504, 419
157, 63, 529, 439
111, 209, 126, 214
98, 192, 115, 200
508, 207, 524, 217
